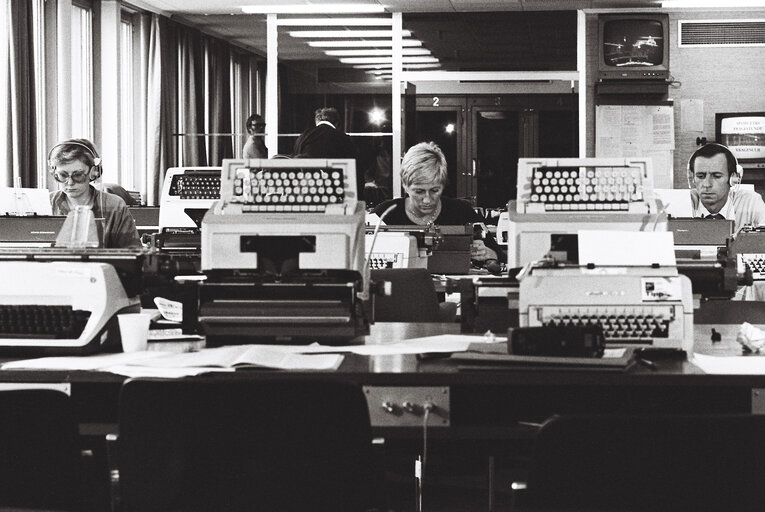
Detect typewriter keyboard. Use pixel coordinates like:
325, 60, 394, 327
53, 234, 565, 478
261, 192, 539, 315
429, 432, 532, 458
541, 308, 672, 340
232, 168, 346, 212
0, 305, 91, 339
368, 253, 400, 269
529, 166, 646, 211
741, 254, 765, 279
170, 173, 221, 199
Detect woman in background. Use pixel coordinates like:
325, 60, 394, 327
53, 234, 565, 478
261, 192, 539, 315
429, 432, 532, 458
372, 141, 503, 266
48, 138, 140, 248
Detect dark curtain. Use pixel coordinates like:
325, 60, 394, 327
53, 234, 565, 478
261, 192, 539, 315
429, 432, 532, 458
206, 38, 233, 166
5, 1, 37, 187
145, 14, 179, 205
178, 27, 207, 166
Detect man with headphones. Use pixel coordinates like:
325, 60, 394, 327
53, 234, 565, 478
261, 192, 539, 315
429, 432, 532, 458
688, 142, 765, 230
48, 138, 140, 248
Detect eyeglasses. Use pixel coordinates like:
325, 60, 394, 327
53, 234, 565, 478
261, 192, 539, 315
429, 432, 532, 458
52, 170, 89, 183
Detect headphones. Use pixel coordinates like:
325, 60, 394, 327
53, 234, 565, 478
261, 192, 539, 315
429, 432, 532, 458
47, 140, 103, 181
686, 142, 743, 190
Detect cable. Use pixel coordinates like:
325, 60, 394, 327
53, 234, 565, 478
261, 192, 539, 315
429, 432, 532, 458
363, 203, 397, 271
417, 403, 433, 512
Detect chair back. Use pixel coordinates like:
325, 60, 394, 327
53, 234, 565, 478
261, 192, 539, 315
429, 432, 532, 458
118, 377, 375, 512
372, 268, 441, 322
0, 389, 86, 511
518, 413, 765, 511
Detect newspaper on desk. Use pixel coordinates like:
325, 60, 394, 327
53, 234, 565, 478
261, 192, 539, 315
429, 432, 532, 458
1, 346, 344, 378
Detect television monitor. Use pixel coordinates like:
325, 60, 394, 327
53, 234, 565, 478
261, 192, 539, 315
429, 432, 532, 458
598, 13, 670, 81
715, 112, 765, 169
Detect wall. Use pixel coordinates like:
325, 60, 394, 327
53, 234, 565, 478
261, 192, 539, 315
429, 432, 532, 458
587, 9, 765, 188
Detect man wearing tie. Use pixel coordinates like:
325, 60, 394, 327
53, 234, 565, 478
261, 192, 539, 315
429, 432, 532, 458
689, 142, 765, 229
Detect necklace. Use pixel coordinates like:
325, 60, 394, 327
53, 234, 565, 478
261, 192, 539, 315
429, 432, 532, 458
405, 199, 441, 226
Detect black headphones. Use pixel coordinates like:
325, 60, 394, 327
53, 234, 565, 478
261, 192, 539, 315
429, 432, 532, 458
47, 140, 103, 181
686, 142, 743, 190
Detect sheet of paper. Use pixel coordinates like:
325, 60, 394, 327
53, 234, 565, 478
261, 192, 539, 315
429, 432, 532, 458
691, 353, 765, 375
122, 345, 344, 371
578, 230, 676, 267
653, 188, 693, 218
103, 366, 235, 378
254, 335, 499, 356
680, 99, 704, 132
0, 351, 171, 370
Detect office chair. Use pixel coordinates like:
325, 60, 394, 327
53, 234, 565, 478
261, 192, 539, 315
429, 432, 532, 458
511, 413, 765, 512
371, 268, 456, 322
118, 377, 377, 512
0, 389, 95, 511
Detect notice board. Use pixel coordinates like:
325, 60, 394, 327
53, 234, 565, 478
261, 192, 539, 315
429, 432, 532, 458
595, 104, 675, 189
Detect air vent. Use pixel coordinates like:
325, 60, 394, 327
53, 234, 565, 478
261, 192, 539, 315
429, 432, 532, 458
679, 19, 765, 47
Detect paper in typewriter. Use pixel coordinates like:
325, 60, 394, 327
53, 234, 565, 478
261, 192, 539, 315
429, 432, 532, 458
578, 230, 675, 267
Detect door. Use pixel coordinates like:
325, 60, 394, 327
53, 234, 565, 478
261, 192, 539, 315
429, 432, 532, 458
409, 94, 578, 208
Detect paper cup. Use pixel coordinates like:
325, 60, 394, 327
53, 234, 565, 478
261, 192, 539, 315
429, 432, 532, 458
118, 313, 152, 352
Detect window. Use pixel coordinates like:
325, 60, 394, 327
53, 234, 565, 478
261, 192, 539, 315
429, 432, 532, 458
120, 16, 134, 187
70, 4, 93, 138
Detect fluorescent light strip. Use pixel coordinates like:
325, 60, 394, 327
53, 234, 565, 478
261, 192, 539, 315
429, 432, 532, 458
353, 62, 442, 70
276, 17, 392, 26
308, 39, 422, 48
290, 29, 411, 38
662, 0, 765, 5
242, 4, 385, 14
339, 56, 439, 64
325, 48, 430, 56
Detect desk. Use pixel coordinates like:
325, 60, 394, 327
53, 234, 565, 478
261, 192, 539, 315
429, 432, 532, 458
1, 323, 761, 512
0, 322, 760, 440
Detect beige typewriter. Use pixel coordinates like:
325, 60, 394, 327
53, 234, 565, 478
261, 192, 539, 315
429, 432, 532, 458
0, 260, 140, 355
518, 231, 693, 353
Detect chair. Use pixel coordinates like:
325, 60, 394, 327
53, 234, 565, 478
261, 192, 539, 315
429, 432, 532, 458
0, 389, 92, 511
371, 268, 456, 322
117, 377, 377, 512
511, 413, 765, 512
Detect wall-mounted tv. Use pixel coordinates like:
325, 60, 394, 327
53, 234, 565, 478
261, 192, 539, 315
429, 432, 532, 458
598, 13, 670, 81
716, 112, 765, 169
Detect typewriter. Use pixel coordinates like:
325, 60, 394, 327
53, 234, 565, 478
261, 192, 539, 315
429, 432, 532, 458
506, 158, 666, 267
0, 260, 140, 355
731, 226, 765, 280
518, 231, 694, 352
194, 158, 369, 346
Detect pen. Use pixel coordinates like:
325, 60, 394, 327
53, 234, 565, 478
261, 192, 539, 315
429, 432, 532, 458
636, 357, 658, 371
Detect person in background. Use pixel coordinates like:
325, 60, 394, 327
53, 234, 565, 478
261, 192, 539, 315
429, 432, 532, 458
48, 138, 141, 248
293, 107, 361, 196
689, 142, 765, 230
372, 141, 504, 267
243, 114, 268, 159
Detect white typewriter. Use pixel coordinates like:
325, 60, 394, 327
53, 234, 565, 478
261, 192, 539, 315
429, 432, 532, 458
0, 261, 140, 355
518, 231, 694, 352
158, 167, 222, 229
365, 232, 425, 269
507, 157, 666, 267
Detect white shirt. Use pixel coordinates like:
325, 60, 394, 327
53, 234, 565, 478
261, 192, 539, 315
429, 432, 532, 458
693, 194, 735, 220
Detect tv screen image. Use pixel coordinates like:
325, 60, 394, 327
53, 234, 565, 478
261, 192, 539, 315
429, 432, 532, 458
603, 19, 664, 67
716, 113, 765, 168
598, 14, 670, 81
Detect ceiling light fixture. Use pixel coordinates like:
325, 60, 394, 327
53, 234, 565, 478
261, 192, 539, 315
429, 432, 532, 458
289, 29, 411, 38
661, 0, 765, 5
325, 48, 431, 57
242, 4, 386, 14
308, 39, 422, 48
352, 64, 392, 69
276, 17, 392, 26
339, 56, 439, 64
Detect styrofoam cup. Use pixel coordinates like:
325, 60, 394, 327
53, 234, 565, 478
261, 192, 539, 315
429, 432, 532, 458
118, 313, 152, 352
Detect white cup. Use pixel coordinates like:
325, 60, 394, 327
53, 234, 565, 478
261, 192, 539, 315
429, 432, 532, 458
118, 313, 152, 352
